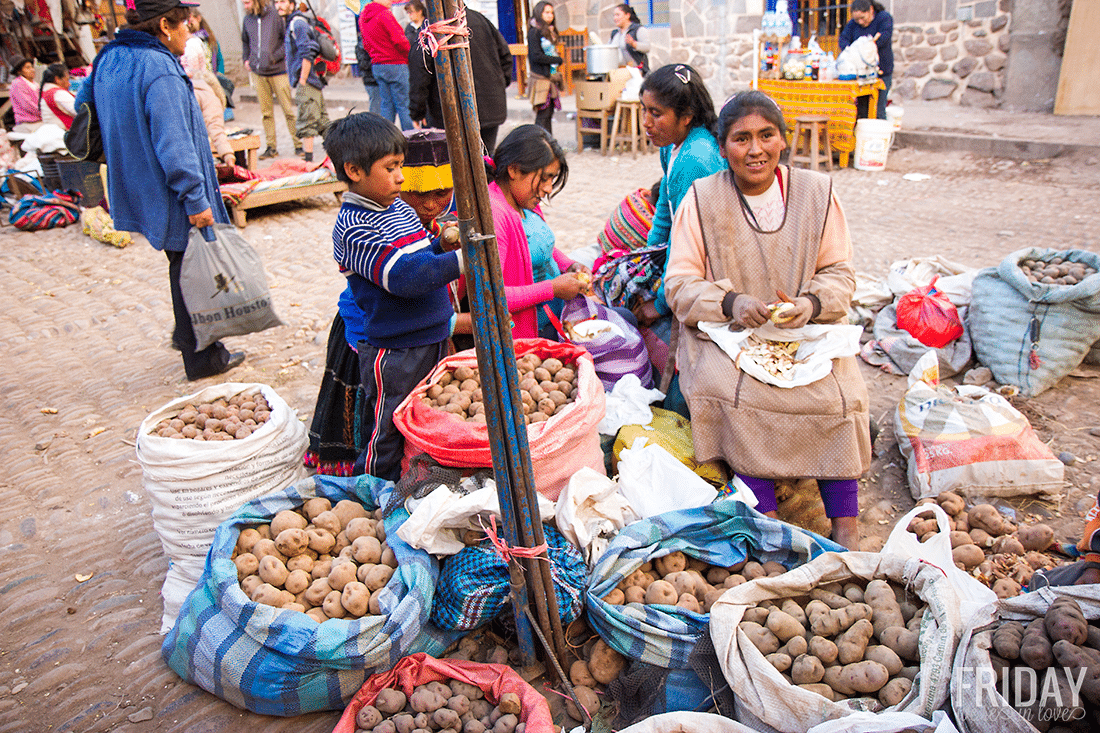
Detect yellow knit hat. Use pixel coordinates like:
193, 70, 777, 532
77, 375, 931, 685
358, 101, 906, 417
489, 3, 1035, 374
402, 129, 453, 192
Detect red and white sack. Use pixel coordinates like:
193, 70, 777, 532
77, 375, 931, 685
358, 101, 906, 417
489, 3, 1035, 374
393, 338, 606, 500
135, 382, 307, 632
709, 551, 963, 733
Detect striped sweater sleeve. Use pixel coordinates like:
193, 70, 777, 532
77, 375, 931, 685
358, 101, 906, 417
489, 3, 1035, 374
1080, 491, 1100, 564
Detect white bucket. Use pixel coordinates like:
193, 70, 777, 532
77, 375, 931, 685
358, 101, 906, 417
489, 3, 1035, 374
853, 118, 894, 171
886, 105, 904, 131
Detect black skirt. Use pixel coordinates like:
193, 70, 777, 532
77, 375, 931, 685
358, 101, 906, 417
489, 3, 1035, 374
304, 313, 366, 476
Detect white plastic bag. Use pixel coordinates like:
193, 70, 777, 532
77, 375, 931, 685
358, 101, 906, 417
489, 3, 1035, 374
883, 504, 997, 629
616, 712, 761, 732
617, 437, 720, 517
807, 710, 960, 733
893, 351, 1064, 500
620, 66, 644, 102
135, 382, 307, 632
598, 373, 665, 436
698, 321, 863, 388
554, 467, 638, 566
886, 256, 977, 306
396, 480, 557, 555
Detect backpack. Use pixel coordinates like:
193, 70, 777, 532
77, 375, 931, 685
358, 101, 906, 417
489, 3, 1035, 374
300, 3, 340, 76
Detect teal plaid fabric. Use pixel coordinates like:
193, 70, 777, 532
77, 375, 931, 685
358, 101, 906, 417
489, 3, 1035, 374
586, 498, 844, 669
161, 474, 462, 715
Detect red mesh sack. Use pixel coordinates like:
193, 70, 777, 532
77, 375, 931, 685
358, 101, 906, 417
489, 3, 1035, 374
896, 277, 964, 348
332, 653, 554, 733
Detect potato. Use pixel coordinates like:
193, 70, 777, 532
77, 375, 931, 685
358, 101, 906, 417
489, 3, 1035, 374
863, 645, 903, 676
570, 660, 597, 688
498, 692, 521, 716
332, 499, 369, 529
809, 636, 839, 665
838, 660, 890, 694
1014, 522, 1054, 552
864, 580, 906, 638
950, 543, 985, 570
284, 568, 312, 595
968, 504, 1010, 536
274, 528, 309, 558
739, 621, 781, 656
766, 652, 793, 672
589, 638, 626, 685
565, 685, 598, 721
602, 588, 625, 605
339, 580, 370, 617
303, 577, 332, 606
799, 683, 841, 702
258, 554, 289, 587
991, 534, 1025, 556
241, 574, 263, 598
352, 535, 382, 565
676, 593, 701, 613
270, 509, 308, 537
934, 491, 965, 516
361, 563, 394, 591
948, 531, 974, 549
991, 620, 1025, 660
836, 619, 874, 665
809, 588, 850, 609
654, 551, 687, 577
791, 654, 825, 684
434, 708, 461, 730
327, 561, 357, 591
879, 626, 919, 662
645, 580, 678, 605
879, 677, 912, 707
234, 553, 259, 581
237, 528, 262, 555
762, 561, 787, 576
822, 665, 855, 696
766, 608, 807, 643
992, 577, 1021, 599
356, 704, 383, 730
783, 635, 809, 659
780, 598, 808, 626
624, 585, 646, 604
252, 538, 287, 565
742, 562, 766, 580
744, 606, 771, 625
703, 588, 725, 613
1045, 597, 1088, 645
252, 582, 285, 607
665, 571, 700, 598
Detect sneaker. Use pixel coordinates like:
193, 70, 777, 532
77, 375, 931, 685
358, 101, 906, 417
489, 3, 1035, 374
258, 147, 278, 160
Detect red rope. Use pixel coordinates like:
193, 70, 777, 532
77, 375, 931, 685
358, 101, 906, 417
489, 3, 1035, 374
417, 8, 470, 57
478, 514, 549, 563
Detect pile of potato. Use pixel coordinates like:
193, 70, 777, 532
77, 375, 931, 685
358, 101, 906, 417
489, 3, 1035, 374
906, 491, 1065, 597
988, 597, 1099, 731
602, 551, 789, 615
740, 579, 926, 707
150, 388, 272, 440
557, 617, 625, 724
1018, 256, 1097, 286
355, 680, 525, 733
231, 498, 398, 622
422, 354, 578, 425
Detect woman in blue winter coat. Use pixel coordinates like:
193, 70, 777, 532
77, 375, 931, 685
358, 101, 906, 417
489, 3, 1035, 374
839, 0, 894, 119
78, 0, 245, 381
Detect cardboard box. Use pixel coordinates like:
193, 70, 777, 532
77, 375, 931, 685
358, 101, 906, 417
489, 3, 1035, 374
574, 69, 631, 111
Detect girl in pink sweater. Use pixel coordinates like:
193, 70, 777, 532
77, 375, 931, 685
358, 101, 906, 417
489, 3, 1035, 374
487, 125, 588, 339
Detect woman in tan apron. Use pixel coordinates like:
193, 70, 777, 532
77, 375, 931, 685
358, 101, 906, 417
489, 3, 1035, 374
664, 91, 871, 549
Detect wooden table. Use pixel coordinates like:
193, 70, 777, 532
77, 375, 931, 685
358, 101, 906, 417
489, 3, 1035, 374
509, 43, 528, 98
756, 79, 885, 167
229, 134, 261, 171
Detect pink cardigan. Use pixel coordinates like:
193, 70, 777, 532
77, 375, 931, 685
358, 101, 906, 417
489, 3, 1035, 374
488, 180, 575, 340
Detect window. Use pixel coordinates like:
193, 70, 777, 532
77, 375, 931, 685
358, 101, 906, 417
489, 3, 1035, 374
793, 0, 849, 53
647, 0, 671, 27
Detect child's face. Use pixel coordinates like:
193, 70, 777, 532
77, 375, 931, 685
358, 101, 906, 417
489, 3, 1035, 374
401, 188, 454, 227
347, 153, 405, 206
507, 160, 560, 211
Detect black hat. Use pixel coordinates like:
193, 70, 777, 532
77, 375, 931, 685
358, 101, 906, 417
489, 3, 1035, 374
127, 0, 200, 24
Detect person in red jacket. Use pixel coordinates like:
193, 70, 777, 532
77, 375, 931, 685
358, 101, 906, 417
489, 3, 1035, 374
359, 0, 413, 130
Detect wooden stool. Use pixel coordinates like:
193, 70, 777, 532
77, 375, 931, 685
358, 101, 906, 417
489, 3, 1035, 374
790, 115, 833, 172
610, 100, 644, 158
576, 108, 613, 155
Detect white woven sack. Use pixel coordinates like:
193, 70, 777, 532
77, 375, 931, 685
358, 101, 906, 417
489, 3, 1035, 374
614, 711, 761, 732
951, 586, 1100, 733
135, 382, 307, 633
710, 551, 962, 733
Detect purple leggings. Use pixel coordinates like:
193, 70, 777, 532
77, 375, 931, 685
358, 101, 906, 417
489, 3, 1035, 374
737, 474, 859, 518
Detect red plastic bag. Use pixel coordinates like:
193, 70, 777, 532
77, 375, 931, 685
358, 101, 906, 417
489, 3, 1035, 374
895, 277, 964, 348
331, 653, 554, 733
393, 338, 606, 501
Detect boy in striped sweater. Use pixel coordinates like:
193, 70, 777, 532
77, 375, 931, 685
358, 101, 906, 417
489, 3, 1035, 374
323, 113, 463, 481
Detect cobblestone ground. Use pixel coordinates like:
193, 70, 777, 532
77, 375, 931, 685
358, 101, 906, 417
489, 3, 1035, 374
2, 100, 1100, 731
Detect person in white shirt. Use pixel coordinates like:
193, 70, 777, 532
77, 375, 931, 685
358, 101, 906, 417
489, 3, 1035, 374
38, 63, 76, 130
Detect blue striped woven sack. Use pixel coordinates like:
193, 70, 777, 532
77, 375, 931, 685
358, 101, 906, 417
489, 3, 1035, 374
430, 523, 586, 631
161, 474, 462, 716
9, 189, 81, 231
969, 247, 1100, 397
586, 498, 843, 669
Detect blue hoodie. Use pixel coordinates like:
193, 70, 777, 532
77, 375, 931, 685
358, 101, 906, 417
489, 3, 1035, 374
76, 30, 228, 251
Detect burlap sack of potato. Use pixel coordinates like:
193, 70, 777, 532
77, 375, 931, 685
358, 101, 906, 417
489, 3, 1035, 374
393, 338, 606, 501
136, 382, 307, 633
950, 586, 1100, 733
709, 552, 963, 733
969, 247, 1100, 397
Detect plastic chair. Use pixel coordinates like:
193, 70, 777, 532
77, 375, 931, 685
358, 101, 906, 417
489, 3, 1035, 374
790, 115, 833, 171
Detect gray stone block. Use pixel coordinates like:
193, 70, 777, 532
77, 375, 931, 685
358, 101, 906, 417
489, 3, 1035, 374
967, 71, 996, 93
940, 45, 959, 61
940, 22, 960, 32
960, 88, 998, 108
927, 34, 946, 45
999, 0, 1009, 10
684, 9, 705, 37
893, 0, 941, 24
896, 26, 924, 34
734, 15, 762, 34
933, 63, 949, 72
985, 53, 1006, 71
964, 39, 993, 56
991, 15, 1008, 32
949, 32, 959, 42
973, 29, 987, 38
953, 56, 978, 77
967, 19, 983, 28
998, 34, 1010, 52
921, 78, 958, 100
893, 78, 918, 99
974, 1, 997, 18
906, 62, 930, 77
907, 47, 937, 61
900, 33, 916, 48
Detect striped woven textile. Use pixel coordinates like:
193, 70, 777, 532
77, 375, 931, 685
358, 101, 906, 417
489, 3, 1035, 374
585, 497, 844, 669
9, 190, 81, 230
598, 187, 656, 255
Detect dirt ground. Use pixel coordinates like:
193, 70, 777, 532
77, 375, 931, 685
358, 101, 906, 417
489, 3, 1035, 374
1, 125, 1099, 731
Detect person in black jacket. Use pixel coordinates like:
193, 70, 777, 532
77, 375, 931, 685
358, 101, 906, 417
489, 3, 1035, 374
527, 0, 563, 134
610, 4, 649, 75
408, 7, 511, 154
839, 0, 893, 119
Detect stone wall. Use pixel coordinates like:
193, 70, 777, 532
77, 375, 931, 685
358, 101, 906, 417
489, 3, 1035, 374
891, 8, 1011, 108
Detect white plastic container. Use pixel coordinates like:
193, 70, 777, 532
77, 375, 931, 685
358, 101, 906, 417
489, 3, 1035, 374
886, 105, 904, 131
853, 118, 894, 170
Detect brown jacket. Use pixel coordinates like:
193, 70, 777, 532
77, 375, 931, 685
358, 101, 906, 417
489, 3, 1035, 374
665, 166, 871, 479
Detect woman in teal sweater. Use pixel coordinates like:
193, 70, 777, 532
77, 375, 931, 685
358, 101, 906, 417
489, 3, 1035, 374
631, 64, 724, 411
